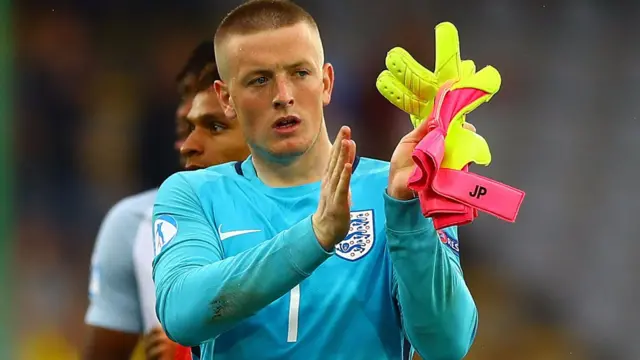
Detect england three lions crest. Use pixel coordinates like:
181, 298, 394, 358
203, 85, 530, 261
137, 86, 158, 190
335, 210, 375, 261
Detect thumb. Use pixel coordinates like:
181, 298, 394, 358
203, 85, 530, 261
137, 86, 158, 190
409, 114, 426, 129
434, 22, 462, 83
405, 111, 434, 142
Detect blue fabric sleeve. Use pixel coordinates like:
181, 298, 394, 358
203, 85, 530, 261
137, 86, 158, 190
152, 173, 333, 346
85, 199, 144, 333
384, 192, 477, 360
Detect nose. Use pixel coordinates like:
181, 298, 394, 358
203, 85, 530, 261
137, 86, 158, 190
272, 77, 294, 109
180, 130, 205, 159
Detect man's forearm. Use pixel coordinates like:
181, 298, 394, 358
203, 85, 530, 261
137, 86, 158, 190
155, 216, 332, 345
384, 192, 477, 360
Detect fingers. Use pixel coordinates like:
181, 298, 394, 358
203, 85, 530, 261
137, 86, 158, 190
408, 106, 437, 141
434, 22, 461, 83
376, 71, 431, 118
335, 163, 353, 207
463, 122, 476, 133
328, 138, 349, 194
474, 65, 502, 94
461, 60, 476, 79
144, 328, 174, 360
313, 128, 356, 249
334, 139, 355, 205
385, 47, 438, 101
324, 126, 349, 183
147, 345, 170, 360
144, 328, 165, 351
453, 65, 502, 94
347, 136, 357, 165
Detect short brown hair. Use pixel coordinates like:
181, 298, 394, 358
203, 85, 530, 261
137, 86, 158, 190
214, 0, 318, 46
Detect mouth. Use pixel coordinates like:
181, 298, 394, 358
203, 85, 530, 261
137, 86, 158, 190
272, 116, 302, 132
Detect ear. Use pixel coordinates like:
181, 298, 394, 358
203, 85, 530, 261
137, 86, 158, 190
321, 63, 334, 106
214, 80, 237, 118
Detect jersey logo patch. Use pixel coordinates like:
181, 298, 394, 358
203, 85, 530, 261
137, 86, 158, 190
335, 210, 375, 261
437, 229, 459, 255
154, 215, 178, 255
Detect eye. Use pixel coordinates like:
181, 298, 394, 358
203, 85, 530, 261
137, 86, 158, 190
295, 70, 310, 78
249, 76, 268, 86
210, 123, 227, 133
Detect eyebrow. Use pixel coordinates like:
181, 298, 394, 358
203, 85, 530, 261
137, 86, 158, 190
242, 61, 314, 79
187, 113, 231, 125
285, 61, 312, 70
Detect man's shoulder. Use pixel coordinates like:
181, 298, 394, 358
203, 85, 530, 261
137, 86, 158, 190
92, 189, 158, 274
107, 188, 158, 222
165, 162, 240, 188
157, 162, 246, 207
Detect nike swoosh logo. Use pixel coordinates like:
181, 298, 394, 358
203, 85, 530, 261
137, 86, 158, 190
218, 225, 261, 241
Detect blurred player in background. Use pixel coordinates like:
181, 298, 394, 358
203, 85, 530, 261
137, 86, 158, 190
134, 59, 250, 360
151, 1, 477, 360
82, 40, 249, 360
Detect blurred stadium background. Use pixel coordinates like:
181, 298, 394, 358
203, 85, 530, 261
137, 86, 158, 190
7, 0, 640, 359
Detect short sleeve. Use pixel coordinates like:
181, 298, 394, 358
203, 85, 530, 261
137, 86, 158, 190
85, 200, 144, 333
132, 211, 161, 333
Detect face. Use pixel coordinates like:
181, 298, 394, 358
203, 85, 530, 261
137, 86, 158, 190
215, 22, 334, 161
175, 74, 198, 167
175, 95, 194, 167
181, 90, 250, 170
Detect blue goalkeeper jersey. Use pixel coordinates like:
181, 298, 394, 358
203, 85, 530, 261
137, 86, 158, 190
152, 156, 477, 360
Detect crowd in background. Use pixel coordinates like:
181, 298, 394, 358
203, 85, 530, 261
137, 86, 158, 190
13, 1, 640, 359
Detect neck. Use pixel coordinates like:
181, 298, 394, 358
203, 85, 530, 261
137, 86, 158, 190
252, 127, 332, 188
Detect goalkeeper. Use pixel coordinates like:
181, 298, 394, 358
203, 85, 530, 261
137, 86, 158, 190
153, 2, 499, 359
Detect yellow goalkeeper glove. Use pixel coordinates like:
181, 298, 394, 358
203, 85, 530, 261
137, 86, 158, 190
376, 22, 500, 170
